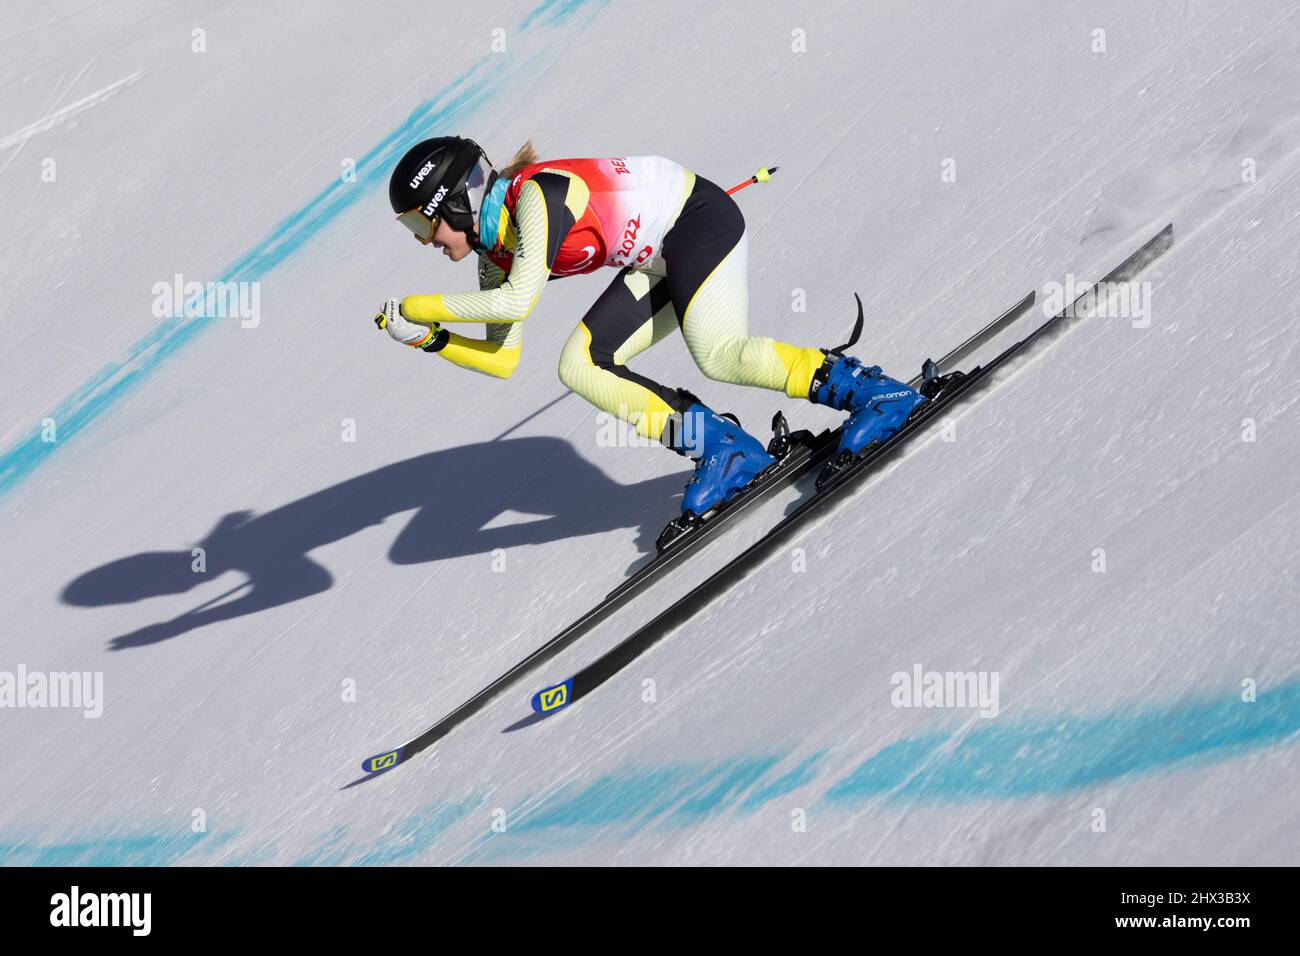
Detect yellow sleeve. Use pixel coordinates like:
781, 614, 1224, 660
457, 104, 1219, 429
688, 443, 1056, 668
436, 330, 522, 379
433, 257, 523, 378
402, 176, 574, 324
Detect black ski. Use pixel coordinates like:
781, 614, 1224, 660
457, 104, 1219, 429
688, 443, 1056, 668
354, 288, 1040, 778
526, 223, 1174, 719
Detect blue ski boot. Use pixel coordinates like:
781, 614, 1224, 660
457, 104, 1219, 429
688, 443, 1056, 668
809, 352, 927, 482
657, 401, 776, 551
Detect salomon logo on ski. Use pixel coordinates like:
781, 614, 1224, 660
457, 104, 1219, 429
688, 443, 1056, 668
362, 748, 403, 774
532, 679, 573, 714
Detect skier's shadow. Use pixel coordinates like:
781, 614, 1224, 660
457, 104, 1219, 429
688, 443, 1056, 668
62, 435, 681, 650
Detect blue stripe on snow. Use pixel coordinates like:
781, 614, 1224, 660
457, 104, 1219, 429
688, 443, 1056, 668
0, 828, 233, 866
0, 63, 491, 500
5, 681, 1295, 864
522, 0, 612, 31
825, 680, 1300, 803
0, 0, 612, 502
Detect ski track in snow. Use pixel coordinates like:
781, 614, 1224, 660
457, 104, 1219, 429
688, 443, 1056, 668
0, 70, 147, 152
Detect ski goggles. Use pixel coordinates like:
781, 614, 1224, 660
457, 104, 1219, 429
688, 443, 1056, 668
396, 206, 440, 244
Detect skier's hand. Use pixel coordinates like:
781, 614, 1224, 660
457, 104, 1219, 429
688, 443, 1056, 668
374, 298, 448, 351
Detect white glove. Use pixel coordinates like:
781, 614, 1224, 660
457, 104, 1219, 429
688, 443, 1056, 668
374, 298, 444, 350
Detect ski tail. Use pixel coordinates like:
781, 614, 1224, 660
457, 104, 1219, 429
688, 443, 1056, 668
909, 289, 1036, 388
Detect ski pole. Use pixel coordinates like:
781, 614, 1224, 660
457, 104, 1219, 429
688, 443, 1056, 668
726, 165, 779, 195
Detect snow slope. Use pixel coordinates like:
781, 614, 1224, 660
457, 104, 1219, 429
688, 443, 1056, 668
1, 0, 1297, 865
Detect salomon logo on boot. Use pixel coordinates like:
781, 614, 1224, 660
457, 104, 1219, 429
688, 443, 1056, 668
810, 354, 927, 457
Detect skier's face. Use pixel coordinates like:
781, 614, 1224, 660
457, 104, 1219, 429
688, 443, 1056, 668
431, 219, 473, 261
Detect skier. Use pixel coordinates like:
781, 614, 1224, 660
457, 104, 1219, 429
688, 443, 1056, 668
376, 136, 927, 520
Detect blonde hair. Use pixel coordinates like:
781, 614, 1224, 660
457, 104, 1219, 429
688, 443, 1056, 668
499, 139, 539, 179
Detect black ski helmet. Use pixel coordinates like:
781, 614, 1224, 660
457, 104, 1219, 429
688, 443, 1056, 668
389, 136, 495, 244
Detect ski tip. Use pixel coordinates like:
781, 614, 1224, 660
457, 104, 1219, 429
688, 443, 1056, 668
531, 678, 574, 715
361, 746, 404, 775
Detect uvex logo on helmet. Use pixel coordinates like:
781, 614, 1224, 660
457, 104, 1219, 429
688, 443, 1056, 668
409, 160, 436, 190
422, 184, 449, 217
